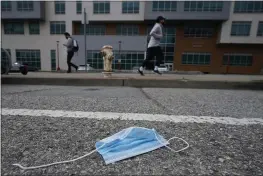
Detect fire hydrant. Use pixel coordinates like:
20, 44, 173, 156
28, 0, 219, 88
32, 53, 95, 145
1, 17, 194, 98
101, 45, 114, 77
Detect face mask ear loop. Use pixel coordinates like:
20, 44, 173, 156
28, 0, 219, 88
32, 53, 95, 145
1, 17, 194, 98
12, 127, 135, 171
12, 143, 107, 171
154, 132, 190, 153
166, 136, 190, 153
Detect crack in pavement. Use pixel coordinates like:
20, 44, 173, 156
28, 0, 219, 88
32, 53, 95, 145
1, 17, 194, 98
139, 88, 174, 115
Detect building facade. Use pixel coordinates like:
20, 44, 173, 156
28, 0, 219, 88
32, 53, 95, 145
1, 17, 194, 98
1, 1, 263, 74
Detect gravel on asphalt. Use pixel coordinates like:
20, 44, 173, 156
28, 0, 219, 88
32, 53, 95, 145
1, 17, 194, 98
2, 85, 263, 175
2, 85, 263, 118
2, 115, 263, 176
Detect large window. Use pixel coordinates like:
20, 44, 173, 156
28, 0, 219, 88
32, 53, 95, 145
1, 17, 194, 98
86, 50, 144, 70
29, 21, 40, 35
86, 51, 103, 69
147, 26, 176, 64
4, 21, 24, 34
182, 52, 211, 65
1, 1, 12, 11
50, 21, 66, 34
116, 25, 139, 36
234, 1, 263, 13
231, 21, 251, 36
80, 25, 106, 35
17, 1, 34, 11
16, 50, 41, 69
257, 21, 263, 36
122, 1, 139, 13
223, 53, 253, 66
184, 1, 223, 12
152, 1, 177, 12
184, 26, 213, 38
93, 1, 110, 14
76, 1, 82, 14
50, 50, 56, 71
55, 1, 65, 14
116, 51, 145, 70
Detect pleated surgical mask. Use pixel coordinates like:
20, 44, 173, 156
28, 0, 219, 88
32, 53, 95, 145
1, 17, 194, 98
13, 127, 189, 170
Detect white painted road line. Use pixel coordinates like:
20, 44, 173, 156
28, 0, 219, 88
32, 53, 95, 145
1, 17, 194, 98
2, 108, 263, 126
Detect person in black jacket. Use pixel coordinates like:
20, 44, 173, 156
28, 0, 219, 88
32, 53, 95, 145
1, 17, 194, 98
63, 32, 78, 73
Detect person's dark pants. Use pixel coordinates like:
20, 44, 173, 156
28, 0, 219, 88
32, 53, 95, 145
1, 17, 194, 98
67, 51, 78, 73
141, 46, 164, 69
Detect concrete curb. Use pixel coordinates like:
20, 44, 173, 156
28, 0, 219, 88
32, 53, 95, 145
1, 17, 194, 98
124, 79, 263, 90
2, 76, 263, 90
1, 77, 124, 87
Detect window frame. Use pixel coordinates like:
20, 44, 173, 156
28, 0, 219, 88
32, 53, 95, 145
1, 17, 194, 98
80, 24, 106, 35
184, 1, 223, 12
1, 1, 12, 11
29, 21, 40, 35
122, 1, 139, 14
93, 1, 110, 14
17, 1, 34, 11
16, 49, 41, 70
230, 21, 252, 36
222, 53, 253, 66
55, 1, 66, 14
152, 1, 177, 12
86, 50, 145, 70
257, 21, 263, 36
184, 26, 213, 38
234, 1, 263, 13
50, 50, 57, 71
50, 21, 66, 34
181, 52, 211, 65
76, 1, 82, 14
4, 21, 24, 34
116, 24, 139, 36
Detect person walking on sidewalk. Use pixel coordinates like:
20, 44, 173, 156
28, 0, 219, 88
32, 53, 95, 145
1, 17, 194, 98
63, 32, 78, 73
138, 16, 165, 76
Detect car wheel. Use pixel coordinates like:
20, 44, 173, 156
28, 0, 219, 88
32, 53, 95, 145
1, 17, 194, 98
20, 66, 28, 75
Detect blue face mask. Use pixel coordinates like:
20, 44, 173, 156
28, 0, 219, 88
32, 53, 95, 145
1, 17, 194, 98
13, 127, 189, 170
95, 127, 169, 164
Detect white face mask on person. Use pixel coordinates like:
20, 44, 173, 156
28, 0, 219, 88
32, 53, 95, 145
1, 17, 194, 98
13, 127, 189, 170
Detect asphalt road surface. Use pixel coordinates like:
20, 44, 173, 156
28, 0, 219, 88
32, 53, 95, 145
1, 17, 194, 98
1, 85, 263, 176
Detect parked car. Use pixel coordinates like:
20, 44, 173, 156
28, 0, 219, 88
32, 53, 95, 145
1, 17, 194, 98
144, 61, 168, 72
77, 64, 94, 71
22, 63, 39, 71
5, 62, 28, 75
158, 66, 168, 72
132, 65, 168, 73
1, 48, 29, 75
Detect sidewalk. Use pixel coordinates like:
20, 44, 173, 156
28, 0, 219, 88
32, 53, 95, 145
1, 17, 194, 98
2, 72, 263, 90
